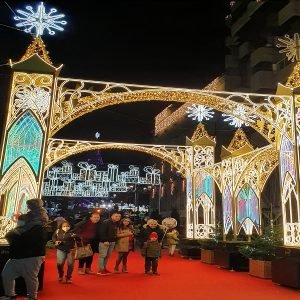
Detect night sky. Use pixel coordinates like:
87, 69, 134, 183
0, 0, 228, 166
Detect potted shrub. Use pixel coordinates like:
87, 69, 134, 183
200, 238, 217, 264
178, 238, 202, 259
238, 226, 283, 279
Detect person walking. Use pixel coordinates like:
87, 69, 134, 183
166, 227, 179, 256
1, 214, 48, 300
52, 221, 77, 283
97, 211, 121, 275
73, 212, 100, 275
113, 218, 134, 273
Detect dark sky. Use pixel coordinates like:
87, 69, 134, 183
0, 0, 228, 166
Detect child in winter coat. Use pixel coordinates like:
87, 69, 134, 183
142, 232, 161, 275
166, 228, 179, 256
52, 221, 76, 284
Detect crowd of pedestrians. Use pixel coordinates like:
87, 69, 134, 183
1, 199, 181, 300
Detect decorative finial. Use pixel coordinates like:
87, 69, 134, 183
277, 33, 300, 62
227, 128, 253, 152
14, 2, 67, 37
191, 123, 214, 142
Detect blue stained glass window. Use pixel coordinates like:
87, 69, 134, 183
195, 173, 213, 199
2, 111, 43, 176
237, 184, 259, 225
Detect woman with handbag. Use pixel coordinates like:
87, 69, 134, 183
52, 221, 77, 284
73, 212, 100, 275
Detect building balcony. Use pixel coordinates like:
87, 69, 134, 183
238, 41, 251, 59
278, 1, 300, 26
230, 1, 264, 36
250, 47, 277, 68
250, 70, 276, 92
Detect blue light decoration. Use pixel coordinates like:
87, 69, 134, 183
14, 2, 67, 37
280, 136, 296, 183
223, 185, 233, 234
2, 111, 43, 176
195, 173, 213, 199
237, 184, 259, 234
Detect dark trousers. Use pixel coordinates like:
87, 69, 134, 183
78, 255, 93, 269
115, 252, 129, 269
145, 257, 158, 273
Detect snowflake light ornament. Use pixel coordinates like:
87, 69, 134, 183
14, 2, 67, 37
186, 104, 215, 122
15, 86, 51, 114
222, 104, 255, 128
276, 33, 300, 62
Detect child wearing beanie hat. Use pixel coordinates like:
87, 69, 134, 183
141, 231, 161, 275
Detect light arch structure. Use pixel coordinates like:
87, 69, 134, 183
45, 138, 193, 176
51, 78, 293, 145
1, 45, 300, 245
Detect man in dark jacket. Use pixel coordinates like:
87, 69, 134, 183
1, 214, 47, 300
97, 211, 121, 275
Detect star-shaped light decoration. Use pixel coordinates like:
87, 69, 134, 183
276, 33, 300, 62
222, 104, 255, 128
186, 104, 215, 122
14, 2, 67, 37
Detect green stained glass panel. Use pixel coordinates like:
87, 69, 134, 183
2, 111, 43, 176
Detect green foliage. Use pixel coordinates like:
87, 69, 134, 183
199, 238, 218, 250
178, 238, 202, 250
238, 226, 283, 261
198, 223, 222, 250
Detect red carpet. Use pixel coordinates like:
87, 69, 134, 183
36, 249, 300, 300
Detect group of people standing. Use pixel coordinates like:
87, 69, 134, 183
1, 199, 180, 300
52, 211, 180, 283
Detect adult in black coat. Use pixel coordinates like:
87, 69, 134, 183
2, 214, 47, 300
140, 219, 164, 246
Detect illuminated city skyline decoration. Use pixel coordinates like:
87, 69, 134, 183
14, 2, 67, 37
43, 161, 161, 197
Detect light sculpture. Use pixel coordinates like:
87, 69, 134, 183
222, 104, 255, 128
14, 2, 66, 37
43, 161, 161, 197
1, 3, 300, 246
186, 104, 215, 122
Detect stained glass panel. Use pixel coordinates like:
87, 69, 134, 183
2, 111, 43, 176
237, 184, 259, 231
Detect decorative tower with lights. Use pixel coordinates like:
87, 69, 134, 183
0, 2, 65, 219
